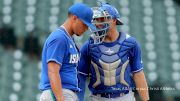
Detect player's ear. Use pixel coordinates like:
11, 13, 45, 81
110, 19, 116, 26
113, 19, 117, 24
72, 15, 78, 21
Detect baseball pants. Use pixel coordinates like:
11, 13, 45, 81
89, 91, 136, 101
40, 89, 78, 101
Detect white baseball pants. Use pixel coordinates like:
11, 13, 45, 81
40, 89, 78, 101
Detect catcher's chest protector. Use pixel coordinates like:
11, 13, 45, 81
89, 33, 135, 87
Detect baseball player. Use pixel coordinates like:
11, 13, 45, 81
39, 3, 95, 101
78, 3, 149, 101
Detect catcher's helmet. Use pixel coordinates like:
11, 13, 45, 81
90, 7, 112, 44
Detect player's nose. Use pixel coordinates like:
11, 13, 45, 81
95, 24, 103, 29
84, 25, 88, 31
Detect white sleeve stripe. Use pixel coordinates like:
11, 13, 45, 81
47, 59, 62, 66
132, 68, 143, 73
78, 71, 88, 76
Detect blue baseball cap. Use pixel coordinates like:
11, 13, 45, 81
101, 3, 123, 25
68, 3, 96, 30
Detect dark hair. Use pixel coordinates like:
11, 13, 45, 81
68, 12, 73, 17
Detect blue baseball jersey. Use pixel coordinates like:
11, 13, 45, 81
78, 32, 143, 101
39, 27, 80, 92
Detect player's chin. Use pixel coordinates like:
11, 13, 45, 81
76, 31, 86, 36
76, 33, 82, 36
76, 34, 81, 36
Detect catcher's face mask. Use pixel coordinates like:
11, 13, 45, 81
90, 7, 112, 44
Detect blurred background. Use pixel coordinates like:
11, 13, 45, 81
0, 0, 180, 101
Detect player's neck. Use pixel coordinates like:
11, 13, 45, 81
104, 29, 119, 42
62, 22, 73, 37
